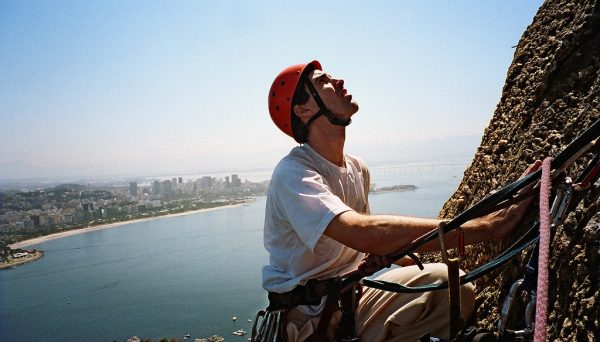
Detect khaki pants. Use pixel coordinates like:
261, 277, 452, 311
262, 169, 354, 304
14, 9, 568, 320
285, 263, 475, 342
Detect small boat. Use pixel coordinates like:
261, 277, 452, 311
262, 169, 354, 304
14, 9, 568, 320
184, 333, 191, 339
233, 329, 247, 336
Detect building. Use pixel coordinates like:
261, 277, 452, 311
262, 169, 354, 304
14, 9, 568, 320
162, 180, 173, 195
201, 176, 213, 189
129, 182, 138, 196
152, 181, 161, 195
231, 174, 242, 188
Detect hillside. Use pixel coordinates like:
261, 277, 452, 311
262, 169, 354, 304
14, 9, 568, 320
439, 0, 600, 340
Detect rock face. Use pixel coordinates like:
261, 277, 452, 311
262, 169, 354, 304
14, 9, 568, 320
439, 0, 600, 340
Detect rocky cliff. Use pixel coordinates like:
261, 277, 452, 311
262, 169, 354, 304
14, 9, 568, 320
439, 0, 600, 340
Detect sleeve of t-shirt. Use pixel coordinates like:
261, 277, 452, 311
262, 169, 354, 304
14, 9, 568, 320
272, 163, 354, 251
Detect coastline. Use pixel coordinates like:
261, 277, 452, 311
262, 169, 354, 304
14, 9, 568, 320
0, 250, 44, 270
9, 202, 248, 249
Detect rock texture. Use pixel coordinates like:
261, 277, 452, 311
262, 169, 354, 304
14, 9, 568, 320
438, 0, 600, 340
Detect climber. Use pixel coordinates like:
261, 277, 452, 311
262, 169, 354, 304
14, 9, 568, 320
260, 60, 541, 342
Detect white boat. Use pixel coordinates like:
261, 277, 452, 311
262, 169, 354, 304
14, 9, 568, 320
233, 329, 247, 336
183, 333, 191, 339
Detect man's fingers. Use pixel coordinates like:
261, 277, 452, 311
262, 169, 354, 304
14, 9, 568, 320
518, 160, 543, 194
521, 160, 543, 178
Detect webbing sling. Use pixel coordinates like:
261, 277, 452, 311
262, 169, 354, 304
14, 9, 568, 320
355, 118, 600, 294
363, 156, 599, 294
438, 221, 462, 339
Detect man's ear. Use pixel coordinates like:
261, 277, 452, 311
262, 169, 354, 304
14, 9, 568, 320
293, 104, 313, 120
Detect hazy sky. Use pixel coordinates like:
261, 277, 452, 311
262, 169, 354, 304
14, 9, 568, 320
0, 1, 544, 180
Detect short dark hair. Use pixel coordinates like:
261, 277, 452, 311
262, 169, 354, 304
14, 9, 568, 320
290, 64, 317, 144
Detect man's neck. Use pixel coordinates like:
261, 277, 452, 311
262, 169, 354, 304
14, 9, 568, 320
306, 129, 346, 167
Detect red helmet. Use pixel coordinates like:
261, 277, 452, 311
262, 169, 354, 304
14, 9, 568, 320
268, 60, 322, 140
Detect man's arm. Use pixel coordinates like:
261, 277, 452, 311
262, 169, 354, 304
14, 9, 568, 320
325, 160, 543, 256
324, 211, 491, 255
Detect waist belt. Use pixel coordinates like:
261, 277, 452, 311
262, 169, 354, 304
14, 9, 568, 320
267, 278, 340, 311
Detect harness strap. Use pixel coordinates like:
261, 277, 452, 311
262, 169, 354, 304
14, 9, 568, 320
265, 277, 361, 341
305, 294, 339, 342
438, 222, 463, 339
303, 75, 352, 128
267, 278, 338, 311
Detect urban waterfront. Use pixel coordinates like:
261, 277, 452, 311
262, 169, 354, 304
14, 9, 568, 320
0, 164, 466, 341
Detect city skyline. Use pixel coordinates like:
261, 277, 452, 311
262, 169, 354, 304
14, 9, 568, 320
1, 1, 544, 180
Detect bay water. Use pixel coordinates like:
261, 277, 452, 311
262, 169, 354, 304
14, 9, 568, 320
0, 163, 466, 342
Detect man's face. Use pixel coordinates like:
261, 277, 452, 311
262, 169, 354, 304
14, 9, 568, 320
307, 69, 359, 120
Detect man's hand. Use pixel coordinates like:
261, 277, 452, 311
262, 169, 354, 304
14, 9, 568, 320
357, 253, 392, 276
480, 160, 543, 240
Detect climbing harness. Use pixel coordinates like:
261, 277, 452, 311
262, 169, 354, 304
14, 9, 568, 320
251, 278, 360, 342
253, 118, 600, 342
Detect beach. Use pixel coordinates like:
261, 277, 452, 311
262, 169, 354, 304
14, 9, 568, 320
9, 202, 248, 249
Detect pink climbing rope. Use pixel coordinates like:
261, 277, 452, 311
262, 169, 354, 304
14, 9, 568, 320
535, 157, 552, 342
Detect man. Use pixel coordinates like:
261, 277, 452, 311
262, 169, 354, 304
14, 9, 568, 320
262, 60, 540, 342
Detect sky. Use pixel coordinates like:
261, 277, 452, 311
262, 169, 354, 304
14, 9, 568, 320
0, 0, 545, 181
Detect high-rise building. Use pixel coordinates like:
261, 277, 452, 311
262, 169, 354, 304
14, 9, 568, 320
178, 177, 183, 184
152, 181, 160, 194
129, 182, 138, 196
162, 180, 173, 195
201, 176, 213, 189
232, 174, 242, 187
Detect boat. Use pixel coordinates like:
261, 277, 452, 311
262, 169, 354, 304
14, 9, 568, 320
233, 329, 247, 336
184, 333, 191, 339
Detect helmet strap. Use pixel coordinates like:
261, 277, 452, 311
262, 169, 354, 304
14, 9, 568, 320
303, 75, 352, 128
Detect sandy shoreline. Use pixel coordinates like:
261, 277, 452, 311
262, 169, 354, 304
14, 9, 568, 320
10, 203, 247, 249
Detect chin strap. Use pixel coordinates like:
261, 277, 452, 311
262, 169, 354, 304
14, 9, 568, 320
303, 75, 352, 128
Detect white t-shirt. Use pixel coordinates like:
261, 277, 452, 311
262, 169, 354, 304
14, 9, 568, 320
262, 144, 371, 299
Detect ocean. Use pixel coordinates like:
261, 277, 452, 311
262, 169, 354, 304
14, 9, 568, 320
0, 163, 466, 342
